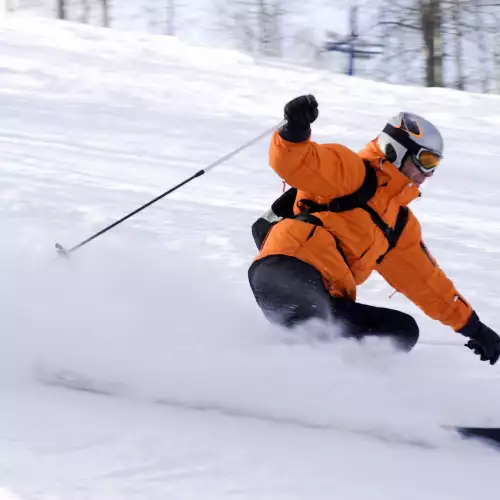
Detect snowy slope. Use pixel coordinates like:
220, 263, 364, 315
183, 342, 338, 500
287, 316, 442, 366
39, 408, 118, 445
2, 16, 500, 500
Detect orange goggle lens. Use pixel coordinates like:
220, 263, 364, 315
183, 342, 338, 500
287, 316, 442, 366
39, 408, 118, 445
412, 150, 441, 173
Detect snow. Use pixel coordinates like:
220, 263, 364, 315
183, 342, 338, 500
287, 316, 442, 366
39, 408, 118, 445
1, 15, 500, 500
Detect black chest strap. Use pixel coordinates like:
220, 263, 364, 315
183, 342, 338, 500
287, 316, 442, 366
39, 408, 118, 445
375, 207, 409, 264
295, 161, 409, 260
298, 162, 378, 214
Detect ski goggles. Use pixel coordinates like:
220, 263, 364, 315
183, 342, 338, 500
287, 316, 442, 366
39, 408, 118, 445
410, 149, 442, 175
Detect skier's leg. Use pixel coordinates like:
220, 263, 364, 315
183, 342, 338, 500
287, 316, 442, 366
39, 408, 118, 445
332, 298, 419, 351
249, 256, 419, 350
248, 255, 333, 327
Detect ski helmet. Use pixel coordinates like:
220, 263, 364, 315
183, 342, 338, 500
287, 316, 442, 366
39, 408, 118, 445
377, 112, 444, 174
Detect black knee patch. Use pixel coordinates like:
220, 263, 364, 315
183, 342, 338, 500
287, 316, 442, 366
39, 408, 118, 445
248, 256, 332, 327
392, 312, 419, 351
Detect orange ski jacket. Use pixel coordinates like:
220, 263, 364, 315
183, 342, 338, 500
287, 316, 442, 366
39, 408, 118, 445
255, 131, 472, 331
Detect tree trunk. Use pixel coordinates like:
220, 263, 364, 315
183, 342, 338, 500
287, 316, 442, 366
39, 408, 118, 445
452, 0, 465, 90
166, 0, 175, 36
376, 4, 392, 82
420, 0, 443, 87
256, 0, 282, 57
81, 0, 90, 23
258, 0, 269, 56
101, 0, 109, 27
474, 0, 488, 92
270, 1, 282, 57
493, 11, 500, 94
57, 0, 66, 19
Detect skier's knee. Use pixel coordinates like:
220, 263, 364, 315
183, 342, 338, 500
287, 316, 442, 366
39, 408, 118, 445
394, 313, 419, 351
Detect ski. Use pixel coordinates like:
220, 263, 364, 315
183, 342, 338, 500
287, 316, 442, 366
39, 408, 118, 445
455, 426, 500, 446
36, 368, 500, 450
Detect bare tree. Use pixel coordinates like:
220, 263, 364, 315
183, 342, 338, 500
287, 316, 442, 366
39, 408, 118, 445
420, 0, 444, 87
493, 11, 500, 93
473, 0, 489, 92
483, 5, 500, 93
57, 0, 66, 19
374, 0, 423, 84
214, 0, 286, 57
81, 0, 90, 23
144, 0, 179, 36
449, 0, 465, 89
441, 0, 499, 92
257, 0, 283, 56
374, 0, 449, 87
101, 0, 109, 27
166, 0, 175, 35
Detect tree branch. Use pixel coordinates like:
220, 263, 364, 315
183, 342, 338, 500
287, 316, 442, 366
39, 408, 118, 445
376, 20, 421, 31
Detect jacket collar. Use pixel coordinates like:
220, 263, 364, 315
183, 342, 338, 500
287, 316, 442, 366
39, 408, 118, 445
358, 139, 420, 204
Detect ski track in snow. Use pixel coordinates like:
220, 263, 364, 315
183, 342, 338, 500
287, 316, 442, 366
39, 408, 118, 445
2, 15, 500, 500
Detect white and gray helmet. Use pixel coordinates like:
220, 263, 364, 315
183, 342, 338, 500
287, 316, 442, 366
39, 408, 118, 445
377, 112, 444, 171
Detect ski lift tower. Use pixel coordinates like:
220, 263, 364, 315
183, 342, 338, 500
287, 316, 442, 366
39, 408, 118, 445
323, 6, 383, 77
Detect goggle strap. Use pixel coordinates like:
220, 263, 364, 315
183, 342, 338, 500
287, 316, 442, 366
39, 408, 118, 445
383, 123, 421, 156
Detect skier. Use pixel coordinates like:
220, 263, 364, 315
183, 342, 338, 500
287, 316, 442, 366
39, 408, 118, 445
248, 95, 500, 365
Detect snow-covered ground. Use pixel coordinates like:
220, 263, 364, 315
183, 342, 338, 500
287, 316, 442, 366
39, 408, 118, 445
2, 16, 500, 500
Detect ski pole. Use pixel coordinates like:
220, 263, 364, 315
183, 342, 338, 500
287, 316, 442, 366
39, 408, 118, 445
55, 119, 287, 257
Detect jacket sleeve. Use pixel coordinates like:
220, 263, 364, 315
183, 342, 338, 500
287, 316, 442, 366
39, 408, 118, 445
376, 209, 472, 331
268, 130, 366, 199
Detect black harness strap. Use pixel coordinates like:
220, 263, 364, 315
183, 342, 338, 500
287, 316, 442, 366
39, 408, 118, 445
361, 204, 393, 239
298, 162, 378, 214
294, 161, 410, 261
376, 207, 409, 264
294, 211, 324, 226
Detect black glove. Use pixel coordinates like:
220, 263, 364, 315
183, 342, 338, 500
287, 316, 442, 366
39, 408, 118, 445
279, 95, 319, 143
458, 311, 500, 365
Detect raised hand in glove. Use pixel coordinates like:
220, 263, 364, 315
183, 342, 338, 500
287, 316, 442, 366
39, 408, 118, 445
458, 311, 500, 365
279, 95, 319, 143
